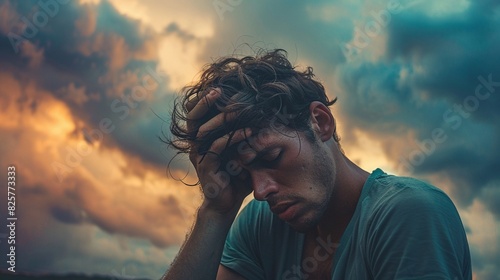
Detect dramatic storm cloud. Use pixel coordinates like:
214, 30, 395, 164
0, 0, 498, 279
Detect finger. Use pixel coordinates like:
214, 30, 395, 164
186, 88, 221, 119
208, 128, 252, 156
189, 127, 248, 165
185, 88, 212, 112
196, 111, 238, 139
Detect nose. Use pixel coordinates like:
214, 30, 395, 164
251, 170, 279, 201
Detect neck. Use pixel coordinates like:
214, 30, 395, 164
313, 148, 369, 241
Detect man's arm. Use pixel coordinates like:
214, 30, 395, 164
162, 205, 245, 280
162, 89, 253, 280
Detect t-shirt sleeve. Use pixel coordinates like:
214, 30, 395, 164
366, 186, 472, 280
221, 200, 266, 280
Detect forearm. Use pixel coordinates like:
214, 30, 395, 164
162, 206, 238, 280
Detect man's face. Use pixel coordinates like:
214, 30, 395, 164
226, 126, 337, 232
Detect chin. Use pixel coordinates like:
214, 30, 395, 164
287, 212, 321, 233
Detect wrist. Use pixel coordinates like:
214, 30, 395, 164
197, 201, 241, 224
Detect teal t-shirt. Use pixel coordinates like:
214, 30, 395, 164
221, 169, 472, 279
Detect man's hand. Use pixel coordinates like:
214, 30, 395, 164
186, 88, 253, 215
163, 88, 252, 280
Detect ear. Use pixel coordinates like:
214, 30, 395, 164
309, 101, 336, 142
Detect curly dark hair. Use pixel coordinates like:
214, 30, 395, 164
168, 49, 339, 156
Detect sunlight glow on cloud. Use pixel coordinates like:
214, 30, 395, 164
103, 0, 215, 37
159, 30, 207, 91
340, 128, 396, 174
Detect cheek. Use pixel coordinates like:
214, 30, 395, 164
274, 162, 309, 187
272, 144, 323, 190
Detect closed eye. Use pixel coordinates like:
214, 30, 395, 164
239, 147, 283, 168
259, 149, 282, 167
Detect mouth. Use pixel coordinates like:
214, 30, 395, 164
270, 202, 298, 221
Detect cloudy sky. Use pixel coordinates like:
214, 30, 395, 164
0, 0, 499, 279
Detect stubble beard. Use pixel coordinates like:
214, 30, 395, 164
288, 139, 336, 232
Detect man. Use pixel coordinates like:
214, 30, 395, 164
163, 49, 472, 279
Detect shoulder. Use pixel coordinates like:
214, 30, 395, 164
367, 172, 456, 216
360, 171, 472, 279
222, 199, 296, 279
235, 199, 272, 225
222, 200, 269, 262
227, 199, 285, 244
363, 172, 468, 252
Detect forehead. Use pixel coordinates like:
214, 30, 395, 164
224, 126, 300, 157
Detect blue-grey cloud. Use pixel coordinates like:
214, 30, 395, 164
337, 1, 500, 211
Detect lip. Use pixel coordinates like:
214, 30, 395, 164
271, 202, 298, 221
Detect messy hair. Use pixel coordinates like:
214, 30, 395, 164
168, 49, 339, 156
